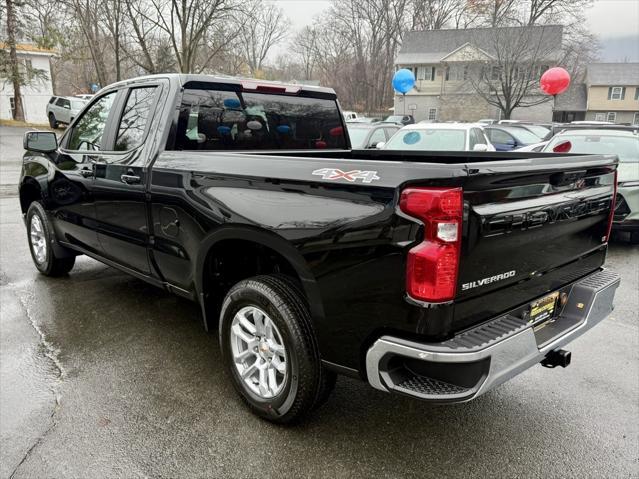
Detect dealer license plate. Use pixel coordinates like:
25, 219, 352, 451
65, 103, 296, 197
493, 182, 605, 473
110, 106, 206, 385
529, 291, 560, 326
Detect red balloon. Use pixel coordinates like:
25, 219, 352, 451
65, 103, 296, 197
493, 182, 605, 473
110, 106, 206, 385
540, 67, 571, 96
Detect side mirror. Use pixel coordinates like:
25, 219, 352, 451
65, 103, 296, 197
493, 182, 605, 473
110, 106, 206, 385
375, 142, 385, 149
24, 131, 57, 153
473, 143, 489, 152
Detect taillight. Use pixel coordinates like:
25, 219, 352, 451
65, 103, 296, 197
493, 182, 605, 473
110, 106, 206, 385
400, 187, 463, 303
604, 169, 618, 242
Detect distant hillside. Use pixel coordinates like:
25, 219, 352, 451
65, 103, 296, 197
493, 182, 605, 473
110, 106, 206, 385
599, 35, 639, 62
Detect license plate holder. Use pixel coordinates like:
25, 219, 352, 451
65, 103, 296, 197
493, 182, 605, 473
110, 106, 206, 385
529, 291, 560, 328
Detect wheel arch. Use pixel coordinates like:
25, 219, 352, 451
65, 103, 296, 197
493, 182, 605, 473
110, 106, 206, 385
19, 178, 43, 214
195, 225, 325, 332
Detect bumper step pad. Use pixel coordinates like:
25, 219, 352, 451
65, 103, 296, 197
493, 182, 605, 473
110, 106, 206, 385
396, 376, 471, 396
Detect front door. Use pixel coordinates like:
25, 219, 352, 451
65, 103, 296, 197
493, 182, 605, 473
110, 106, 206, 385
93, 84, 162, 276
52, 91, 119, 254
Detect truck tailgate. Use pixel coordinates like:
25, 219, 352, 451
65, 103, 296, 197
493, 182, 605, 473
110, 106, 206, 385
454, 154, 617, 330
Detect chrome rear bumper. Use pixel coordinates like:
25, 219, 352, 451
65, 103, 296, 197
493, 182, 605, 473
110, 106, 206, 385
366, 269, 620, 402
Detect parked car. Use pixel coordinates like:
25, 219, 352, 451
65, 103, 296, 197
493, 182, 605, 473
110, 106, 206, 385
516, 141, 548, 152
383, 114, 414, 125
346, 123, 400, 149
478, 118, 497, 125
342, 110, 358, 121
380, 123, 495, 151
346, 117, 381, 124
20, 74, 620, 424
542, 129, 639, 242
484, 125, 542, 151
46, 96, 88, 129
511, 123, 552, 140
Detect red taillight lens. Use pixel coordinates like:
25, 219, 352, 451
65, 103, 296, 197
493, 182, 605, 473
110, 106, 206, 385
605, 169, 618, 242
400, 187, 463, 302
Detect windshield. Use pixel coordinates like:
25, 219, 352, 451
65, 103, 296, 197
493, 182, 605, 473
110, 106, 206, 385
523, 125, 550, 138
384, 128, 466, 151
505, 127, 542, 143
346, 126, 369, 148
384, 116, 403, 122
174, 85, 347, 150
545, 134, 639, 162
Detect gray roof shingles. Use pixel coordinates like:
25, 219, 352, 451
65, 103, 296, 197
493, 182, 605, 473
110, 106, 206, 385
586, 63, 639, 86
396, 25, 563, 65
554, 83, 587, 111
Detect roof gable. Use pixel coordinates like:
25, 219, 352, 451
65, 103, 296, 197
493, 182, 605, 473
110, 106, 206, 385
440, 43, 494, 62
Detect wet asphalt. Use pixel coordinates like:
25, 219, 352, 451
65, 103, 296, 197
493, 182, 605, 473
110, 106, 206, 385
1, 126, 638, 478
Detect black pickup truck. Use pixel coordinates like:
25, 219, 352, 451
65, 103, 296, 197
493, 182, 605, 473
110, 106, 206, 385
20, 74, 620, 423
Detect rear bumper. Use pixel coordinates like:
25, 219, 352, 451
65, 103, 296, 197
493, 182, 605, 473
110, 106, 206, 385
366, 269, 620, 402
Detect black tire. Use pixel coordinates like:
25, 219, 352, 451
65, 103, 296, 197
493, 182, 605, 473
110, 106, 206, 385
48, 112, 58, 129
26, 202, 75, 276
219, 275, 335, 424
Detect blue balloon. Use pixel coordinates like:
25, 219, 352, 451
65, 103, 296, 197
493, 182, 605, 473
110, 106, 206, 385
392, 69, 415, 94
276, 125, 291, 134
217, 126, 231, 135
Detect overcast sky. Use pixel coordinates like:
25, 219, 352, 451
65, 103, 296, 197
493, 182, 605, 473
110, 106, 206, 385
272, 0, 639, 38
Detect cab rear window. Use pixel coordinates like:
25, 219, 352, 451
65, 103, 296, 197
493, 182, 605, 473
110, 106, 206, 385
172, 87, 347, 151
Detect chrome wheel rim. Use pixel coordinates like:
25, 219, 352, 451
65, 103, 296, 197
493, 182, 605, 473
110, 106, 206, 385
230, 306, 287, 399
30, 215, 47, 264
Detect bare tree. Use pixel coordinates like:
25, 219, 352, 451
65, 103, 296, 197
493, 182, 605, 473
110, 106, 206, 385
238, 0, 290, 76
468, 25, 561, 119
290, 26, 319, 80
100, 0, 124, 81
3, 0, 25, 120
142, 0, 236, 73
68, 0, 109, 86
410, 0, 466, 30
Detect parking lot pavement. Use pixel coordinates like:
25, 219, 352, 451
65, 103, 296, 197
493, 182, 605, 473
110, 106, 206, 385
1, 126, 638, 478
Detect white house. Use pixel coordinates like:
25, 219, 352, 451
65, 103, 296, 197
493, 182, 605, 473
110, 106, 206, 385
0, 43, 56, 124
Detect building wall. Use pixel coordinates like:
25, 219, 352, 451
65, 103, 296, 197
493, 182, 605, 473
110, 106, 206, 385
587, 85, 639, 111
586, 110, 639, 124
394, 93, 440, 122
438, 94, 496, 121
510, 99, 553, 122
0, 54, 53, 124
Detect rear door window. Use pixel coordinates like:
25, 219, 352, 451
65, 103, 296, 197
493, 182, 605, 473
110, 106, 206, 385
114, 87, 157, 151
173, 86, 346, 150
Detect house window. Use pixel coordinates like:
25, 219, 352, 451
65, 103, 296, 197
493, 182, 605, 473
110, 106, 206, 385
608, 87, 625, 100
417, 66, 435, 81
446, 65, 468, 81
635, 88, 639, 100
606, 112, 617, 123
428, 108, 437, 121
9, 97, 16, 118
491, 66, 501, 80
633, 112, 639, 125
594, 113, 606, 121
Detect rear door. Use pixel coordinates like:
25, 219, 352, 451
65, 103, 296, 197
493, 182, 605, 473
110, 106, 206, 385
93, 82, 164, 276
453, 154, 617, 330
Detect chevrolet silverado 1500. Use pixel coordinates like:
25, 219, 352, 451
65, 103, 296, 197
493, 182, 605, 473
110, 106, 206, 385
20, 74, 620, 423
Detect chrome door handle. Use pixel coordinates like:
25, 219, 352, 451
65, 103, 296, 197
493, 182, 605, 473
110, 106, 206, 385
120, 174, 141, 184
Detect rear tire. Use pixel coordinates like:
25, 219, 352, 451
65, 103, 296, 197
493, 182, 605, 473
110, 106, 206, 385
26, 202, 75, 276
219, 275, 335, 424
48, 113, 58, 129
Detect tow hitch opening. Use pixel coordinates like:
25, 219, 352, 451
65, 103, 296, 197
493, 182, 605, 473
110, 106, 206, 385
541, 349, 571, 368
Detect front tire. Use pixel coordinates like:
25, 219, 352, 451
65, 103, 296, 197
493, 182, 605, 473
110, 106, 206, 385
26, 202, 75, 276
219, 275, 335, 424
48, 112, 58, 129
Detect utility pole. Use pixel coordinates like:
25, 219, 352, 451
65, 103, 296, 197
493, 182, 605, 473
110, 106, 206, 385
5, 0, 25, 121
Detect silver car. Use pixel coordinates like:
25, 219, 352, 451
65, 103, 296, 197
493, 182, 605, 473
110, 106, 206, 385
46, 96, 88, 129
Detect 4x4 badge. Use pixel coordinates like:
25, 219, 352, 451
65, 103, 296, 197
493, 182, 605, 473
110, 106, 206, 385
312, 168, 380, 183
